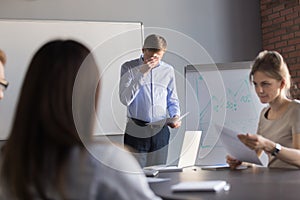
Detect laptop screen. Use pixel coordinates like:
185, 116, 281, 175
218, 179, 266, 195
178, 131, 202, 168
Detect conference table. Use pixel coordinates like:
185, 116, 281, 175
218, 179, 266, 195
149, 166, 300, 200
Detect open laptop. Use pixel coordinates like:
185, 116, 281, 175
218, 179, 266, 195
143, 131, 202, 173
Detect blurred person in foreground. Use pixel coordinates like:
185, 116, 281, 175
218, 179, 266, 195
0, 40, 161, 200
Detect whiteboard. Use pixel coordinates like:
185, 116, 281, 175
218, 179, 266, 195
185, 62, 265, 165
0, 19, 144, 139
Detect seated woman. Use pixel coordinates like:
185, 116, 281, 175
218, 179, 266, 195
227, 50, 300, 169
0, 40, 161, 200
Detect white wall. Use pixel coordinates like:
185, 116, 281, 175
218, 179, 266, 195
0, 0, 262, 164
0, 0, 261, 63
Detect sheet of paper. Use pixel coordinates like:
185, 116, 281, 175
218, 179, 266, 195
147, 177, 171, 183
216, 125, 263, 165
144, 165, 183, 172
147, 112, 189, 126
201, 164, 248, 170
200, 164, 230, 170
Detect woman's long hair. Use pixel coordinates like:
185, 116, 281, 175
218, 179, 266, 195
1, 40, 99, 199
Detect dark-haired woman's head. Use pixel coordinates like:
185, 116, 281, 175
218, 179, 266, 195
18, 40, 99, 145
1, 39, 100, 199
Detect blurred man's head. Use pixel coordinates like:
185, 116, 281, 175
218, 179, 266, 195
0, 49, 8, 100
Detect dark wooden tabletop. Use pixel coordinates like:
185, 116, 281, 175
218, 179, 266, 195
149, 166, 300, 200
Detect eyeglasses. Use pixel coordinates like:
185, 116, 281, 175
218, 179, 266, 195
0, 80, 8, 91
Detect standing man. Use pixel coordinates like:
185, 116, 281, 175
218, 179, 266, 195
0, 49, 8, 100
119, 34, 181, 167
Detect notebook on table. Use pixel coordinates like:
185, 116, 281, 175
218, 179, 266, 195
171, 180, 229, 192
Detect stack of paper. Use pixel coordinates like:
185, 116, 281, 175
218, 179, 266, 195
143, 169, 159, 177
143, 165, 183, 172
171, 180, 229, 192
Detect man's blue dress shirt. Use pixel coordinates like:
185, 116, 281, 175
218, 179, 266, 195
119, 56, 180, 123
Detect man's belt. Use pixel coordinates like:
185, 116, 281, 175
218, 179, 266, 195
129, 118, 165, 128
129, 118, 149, 127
